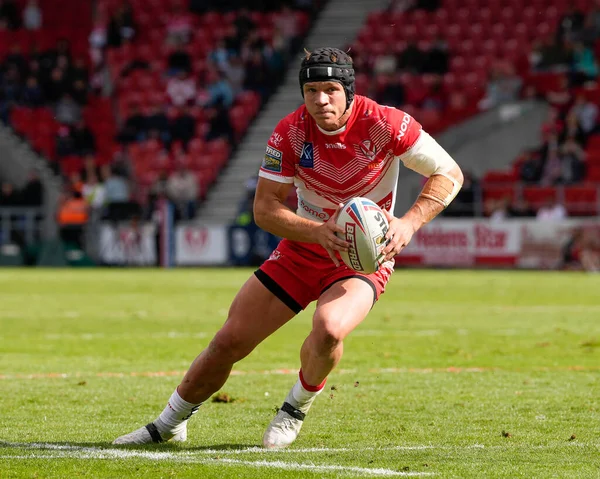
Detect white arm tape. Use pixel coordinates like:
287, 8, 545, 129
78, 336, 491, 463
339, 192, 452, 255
399, 131, 462, 207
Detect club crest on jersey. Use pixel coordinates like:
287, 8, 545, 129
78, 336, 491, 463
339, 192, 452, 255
299, 142, 314, 168
359, 140, 377, 160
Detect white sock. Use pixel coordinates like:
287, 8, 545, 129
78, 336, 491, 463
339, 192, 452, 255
285, 371, 326, 414
154, 388, 202, 436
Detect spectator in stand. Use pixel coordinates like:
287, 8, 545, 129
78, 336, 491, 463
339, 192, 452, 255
22, 0, 41, 30
422, 75, 446, 111
570, 93, 598, 135
486, 197, 511, 222
233, 8, 257, 44
20, 76, 44, 107
165, 0, 194, 45
170, 106, 196, 150
146, 103, 171, 144
166, 164, 198, 220
545, 75, 572, 115
166, 70, 196, 107
397, 40, 424, 73
557, 5, 585, 43
589, 0, 600, 38
0, 182, 19, 206
82, 172, 106, 211
55, 125, 75, 157
167, 41, 192, 76
199, 68, 234, 108
209, 40, 231, 71
147, 170, 169, 218
422, 35, 449, 75
0, 0, 20, 29
540, 133, 562, 185
55, 93, 82, 125
223, 54, 246, 97
101, 164, 130, 204
376, 73, 405, 108
89, 11, 108, 67
71, 120, 96, 156
537, 198, 567, 220
273, 5, 300, 53
519, 150, 544, 184
43, 67, 68, 103
106, 2, 136, 48
478, 61, 522, 110
373, 53, 397, 76
571, 41, 599, 85
530, 37, 573, 72
20, 170, 43, 207
243, 49, 271, 99
206, 99, 235, 144
560, 111, 587, 146
559, 138, 586, 183
71, 79, 89, 106
509, 199, 536, 218
117, 104, 147, 144
5, 44, 27, 77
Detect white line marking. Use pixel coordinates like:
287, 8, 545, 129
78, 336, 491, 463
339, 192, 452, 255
0, 443, 432, 477
2, 364, 600, 381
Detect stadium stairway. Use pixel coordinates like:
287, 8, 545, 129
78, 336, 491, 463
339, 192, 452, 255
0, 124, 62, 239
197, 0, 389, 224
394, 100, 549, 215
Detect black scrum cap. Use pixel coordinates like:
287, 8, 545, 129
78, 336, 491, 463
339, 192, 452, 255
299, 47, 355, 111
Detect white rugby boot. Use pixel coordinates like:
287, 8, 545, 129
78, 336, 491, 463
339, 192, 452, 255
112, 422, 187, 445
262, 401, 307, 449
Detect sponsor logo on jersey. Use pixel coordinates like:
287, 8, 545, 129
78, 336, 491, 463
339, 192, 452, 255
325, 142, 346, 149
299, 142, 314, 168
270, 132, 283, 147
396, 113, 412, 141
262, 145, 283, 172
359, 139, 377, 160
299, 198, 333, 221
345, 223, 363, 271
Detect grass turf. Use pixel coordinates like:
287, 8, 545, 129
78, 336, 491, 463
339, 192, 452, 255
0, 268, 599, 478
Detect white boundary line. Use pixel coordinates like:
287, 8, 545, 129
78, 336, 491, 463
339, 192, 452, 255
2, 364, 599, 381
0, 443, 433, 477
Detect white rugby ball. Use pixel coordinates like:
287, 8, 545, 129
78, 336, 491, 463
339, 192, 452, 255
336, 197, 389, 274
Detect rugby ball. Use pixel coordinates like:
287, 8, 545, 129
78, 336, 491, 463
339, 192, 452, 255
336, 197, 389, 274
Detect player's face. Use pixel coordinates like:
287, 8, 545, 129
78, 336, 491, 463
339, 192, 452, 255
303, 81, 351, 131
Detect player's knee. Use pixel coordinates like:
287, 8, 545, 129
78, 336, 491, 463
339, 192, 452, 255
312, 320, 344, 353
209, 329, 253, 362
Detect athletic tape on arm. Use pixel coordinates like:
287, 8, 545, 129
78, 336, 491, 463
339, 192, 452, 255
399, 131, 462, 207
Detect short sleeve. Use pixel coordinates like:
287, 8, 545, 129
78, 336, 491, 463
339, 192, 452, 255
258, 119, 296, 183
389, 108, 423, 157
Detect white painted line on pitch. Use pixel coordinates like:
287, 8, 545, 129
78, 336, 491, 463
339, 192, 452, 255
0, 443, 433, 477
3, 364, 600, 381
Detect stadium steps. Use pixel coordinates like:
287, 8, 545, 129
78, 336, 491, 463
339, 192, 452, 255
393, 100, 549, 216
0, 124, 62, 239
197, 0, 389, 224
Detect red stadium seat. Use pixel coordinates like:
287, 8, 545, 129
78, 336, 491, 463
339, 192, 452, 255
564, 185, 599, 216
522, 186, 558, 209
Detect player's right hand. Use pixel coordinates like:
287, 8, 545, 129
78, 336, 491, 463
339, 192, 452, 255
313, 203, 350, 267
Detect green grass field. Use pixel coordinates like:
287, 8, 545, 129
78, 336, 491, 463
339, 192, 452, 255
0, 268, 599, 478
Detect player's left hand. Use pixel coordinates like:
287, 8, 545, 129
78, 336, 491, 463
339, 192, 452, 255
380, 209, 416, 261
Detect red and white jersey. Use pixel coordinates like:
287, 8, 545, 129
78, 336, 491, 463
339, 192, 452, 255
259, 95, 422, 222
